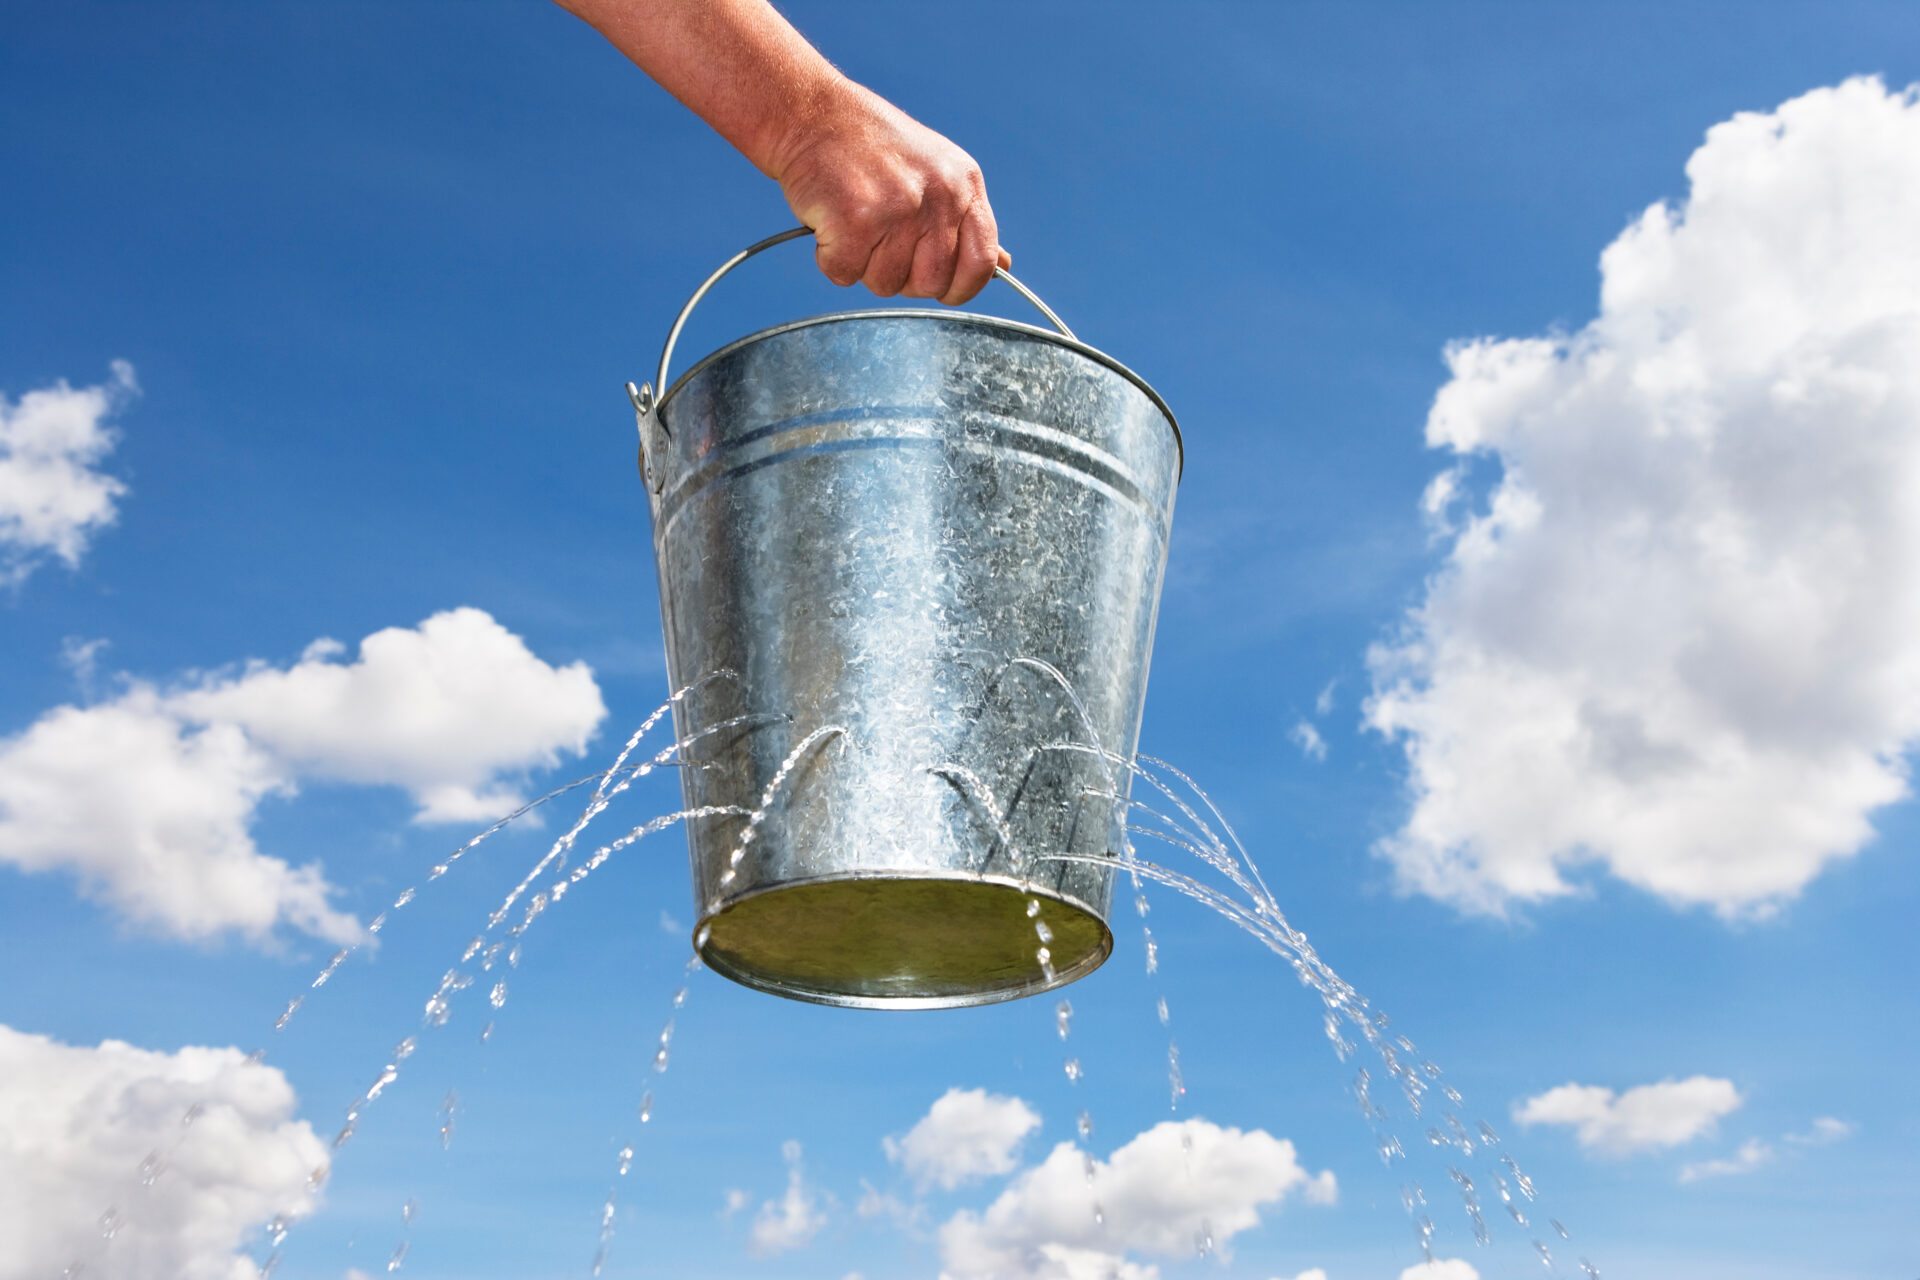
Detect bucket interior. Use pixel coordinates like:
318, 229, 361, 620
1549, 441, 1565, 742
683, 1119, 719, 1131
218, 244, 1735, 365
696, 876, 1112, 1009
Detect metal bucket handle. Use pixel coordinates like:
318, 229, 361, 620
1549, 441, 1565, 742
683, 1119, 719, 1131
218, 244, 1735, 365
627, 227, 1079, 493
648, 226, 1077, 399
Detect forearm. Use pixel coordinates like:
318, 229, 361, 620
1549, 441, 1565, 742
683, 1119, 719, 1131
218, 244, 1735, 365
553, 0, 853, 181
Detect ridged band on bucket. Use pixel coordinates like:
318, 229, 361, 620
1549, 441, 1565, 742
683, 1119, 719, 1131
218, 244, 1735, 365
631, 228, 1181, 1009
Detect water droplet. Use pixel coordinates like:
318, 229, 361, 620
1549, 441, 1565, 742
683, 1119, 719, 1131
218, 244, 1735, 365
489, 982, 507, 1009
1093, 1201, 1105, 1225
694, 922, 712, 949
1579, 1259, 1600, 1279
1025, 898, 1041, 918
1534, 1239, 1552, 1268
1194, 1221, 1214, 1257
274, 995, 304, 1031
393, 887, 416, 908
98, 1208, 121, 1240
1377, 1133, 1405, 1164
1055, 1000, 1073, 1040
386, 1240, 409, 1272
258, 1252, 281, 1280
1033, 919, 1054, 944
1082, 1151, 1097, 1183
429, 862, 449, 879
1168, 1041, 1185, 1109
652, 1046, 669, 1073
507, 943, 522, 969
367, 911, 388, 935
1133, 893, 1149, 918
306, 1164, 330, 1192
402, 1198, 418, 1226
1156, 996, 1170, 1026
181, 1102, 203, 1127
394, 1036, 417, 1061
1143, 929, 1158, 974
333, 1118, 356, 1149
1507, 1200, 1530, 1227
1443, 1084, 1464, 1105
1077, 1110, 1093, 1140
617, 1145, 634, 1175
671, 985, 688, 1009
1501, 1154, 1537, 1200
1552, 1218, 1569, 1238
1035, 946, 1056, 981
1478, 1119, 1502, 1146
1062, 1057, 1083, 1083
438, 1091, 458, 1150
638, 1091, 653, 1123
137, 1150, 164, 1186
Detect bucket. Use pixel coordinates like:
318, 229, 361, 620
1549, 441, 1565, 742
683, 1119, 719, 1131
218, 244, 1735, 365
629, 228, 1181, 1009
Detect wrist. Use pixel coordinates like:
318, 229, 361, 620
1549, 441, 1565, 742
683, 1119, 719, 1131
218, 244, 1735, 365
760, 71, 878, 184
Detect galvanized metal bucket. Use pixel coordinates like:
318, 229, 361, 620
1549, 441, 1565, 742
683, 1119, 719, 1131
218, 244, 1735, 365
629, 228, 1181, 1009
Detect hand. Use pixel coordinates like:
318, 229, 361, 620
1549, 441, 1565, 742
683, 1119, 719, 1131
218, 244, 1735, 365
773, 84, 1011, 306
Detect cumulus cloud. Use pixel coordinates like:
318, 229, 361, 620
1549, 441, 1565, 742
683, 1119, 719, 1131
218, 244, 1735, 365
0, 1023, 326, 1280
939, 1118, 1335, 1280
1678, 1137, 1773, 1182
886, 1088, 1043, 1190
1272, 1270, 1329, 1280
748, 1140, 828, 1256
1366, 77, 1920, 917
0, 608, 605, 945
0, 362, 132, 587
1514, 1076, 1742, 1154
1786, 1115, 1853, 1146
1290, 720, 1328, 762
1400, 1262, 1479, 1280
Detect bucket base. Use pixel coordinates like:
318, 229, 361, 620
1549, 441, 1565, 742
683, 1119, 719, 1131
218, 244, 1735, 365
696, 875, 1112, 1010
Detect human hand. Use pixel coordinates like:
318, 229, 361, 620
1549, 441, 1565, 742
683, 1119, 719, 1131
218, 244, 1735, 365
772, 83, 1011, 306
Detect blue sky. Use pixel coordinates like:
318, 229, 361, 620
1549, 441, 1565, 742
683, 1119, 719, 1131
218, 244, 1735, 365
4, 3, 1918, 1278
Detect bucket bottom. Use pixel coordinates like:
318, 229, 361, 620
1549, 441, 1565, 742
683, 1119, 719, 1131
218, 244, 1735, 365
696, 876, 1112, 1009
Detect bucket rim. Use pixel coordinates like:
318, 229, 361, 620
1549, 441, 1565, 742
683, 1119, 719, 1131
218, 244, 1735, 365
656, 309, 1184, 481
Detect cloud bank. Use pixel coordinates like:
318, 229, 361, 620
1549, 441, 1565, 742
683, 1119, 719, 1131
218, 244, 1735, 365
0, 608, 605, 945
0, 1023, 325, 1280
0, 362, 132, 587
1367, 77, 1920, 917
1514, 1076, 1742, 1154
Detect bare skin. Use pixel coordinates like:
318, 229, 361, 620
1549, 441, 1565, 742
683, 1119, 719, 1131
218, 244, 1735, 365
555, 0, 1010, 305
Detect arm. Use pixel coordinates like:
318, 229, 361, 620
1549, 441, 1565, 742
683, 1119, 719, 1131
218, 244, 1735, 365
555, 0, 1008, 305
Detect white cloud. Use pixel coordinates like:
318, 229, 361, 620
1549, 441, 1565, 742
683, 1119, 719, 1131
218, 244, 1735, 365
748, 1140, 827, 1256
1290, 720, 1328, 762
720, 1187, 750, 1219
0, 362, 132, 587
1786, 1115, 1853, 1145
0, 1023, 326, 1280
0, 608, 605, 946
171, 607, 606, 824
885, 1087, 1042, 1190
1514, 1076, 1742, 1154
938, 1118, 1335, 1280
1314, 681, 1338, 717
1679, 1137, 1774, 1182
1400, 1262, 1479, 1280
1273, 1270, 1329, 1280
1366, 77, 1920, 917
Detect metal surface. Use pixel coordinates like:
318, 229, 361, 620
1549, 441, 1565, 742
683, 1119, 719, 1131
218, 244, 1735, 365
635, 232, 1181, 1008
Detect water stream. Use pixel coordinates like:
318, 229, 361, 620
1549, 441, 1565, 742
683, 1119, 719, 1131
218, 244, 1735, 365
73, 667, 1599, 1280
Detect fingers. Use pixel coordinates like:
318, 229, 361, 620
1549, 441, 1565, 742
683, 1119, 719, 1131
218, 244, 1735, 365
939, 199, 999, 306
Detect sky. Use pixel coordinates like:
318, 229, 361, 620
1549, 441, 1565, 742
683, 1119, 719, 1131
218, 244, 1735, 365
3, 2, 1918, 1278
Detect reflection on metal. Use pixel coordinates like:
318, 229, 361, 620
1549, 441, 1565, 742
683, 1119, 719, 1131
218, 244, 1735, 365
634, 229, 1181, 1008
